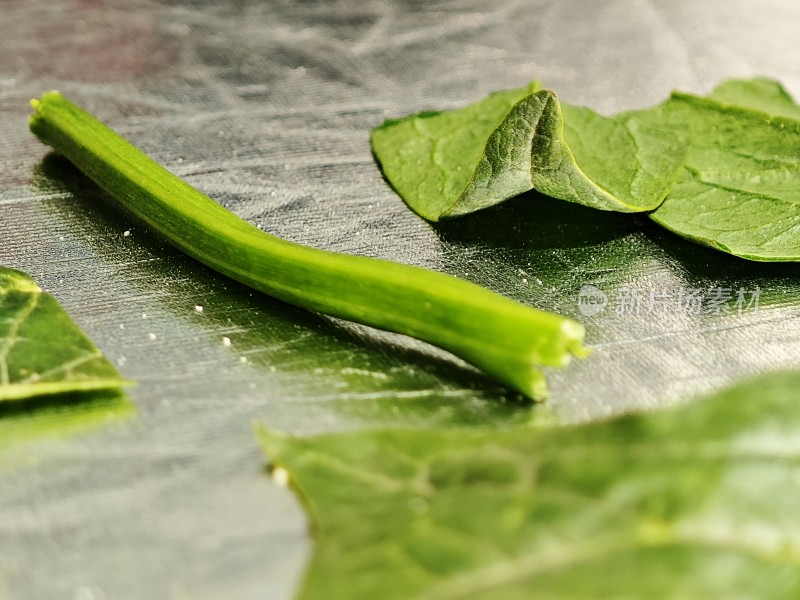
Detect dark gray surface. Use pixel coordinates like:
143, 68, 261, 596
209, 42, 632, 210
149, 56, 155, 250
2, 1, 800, 598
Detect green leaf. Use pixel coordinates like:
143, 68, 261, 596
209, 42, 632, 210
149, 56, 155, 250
257, 370, 800, 599
0, 266, 132, 402
371, 82, 687, 220
647, 84, 800, 261
374, 78, 800, 262
707, 77, 800, 119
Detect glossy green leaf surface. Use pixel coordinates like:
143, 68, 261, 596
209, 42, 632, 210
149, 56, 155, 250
371, 83, 686, 220
0, 266, 131, 402
258, 370, 800, 599
647, 83, 800, 261
374, 78, 800, 261
707, 77, 800, 119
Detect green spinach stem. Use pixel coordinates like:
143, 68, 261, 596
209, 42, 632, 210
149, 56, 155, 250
29, 92, 587, 398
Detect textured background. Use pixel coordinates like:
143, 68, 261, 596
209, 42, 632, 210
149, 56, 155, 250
2, 1, 800, 598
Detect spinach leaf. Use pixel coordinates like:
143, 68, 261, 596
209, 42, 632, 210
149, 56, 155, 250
374, 78, 800, 262
371, 83, 687, 220
646, 84, 800, 261
0, 266, 131, 402
708, 77, 800, 119
257, 371, 800, 599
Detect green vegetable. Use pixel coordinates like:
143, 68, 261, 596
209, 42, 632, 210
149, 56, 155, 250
707, 77, 800, 119
646, 84, 800, 261
28, 91, 588, 399
373, 78, 800, 262
257, 370, 800, 599
371, 81, 687, 219
0, 266, 131, 402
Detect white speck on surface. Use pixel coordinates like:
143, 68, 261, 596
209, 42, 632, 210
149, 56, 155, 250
177, 157, 184, 164
148, 333, 157, 341
271, 467, 289, 488
123, 230, 131, 237
119, 324, 125, 330
194, 305, 204, 313
340, 367, 389, 380
269, 366, 276, 372
240, 356, 248, 363
142, 313, 147, 319
117, 356, 127, 367
222, 336, 231, 347
59, 235, 65, 241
